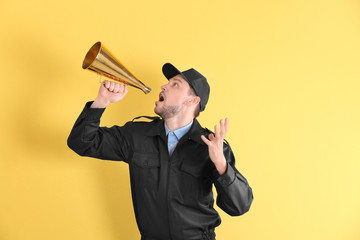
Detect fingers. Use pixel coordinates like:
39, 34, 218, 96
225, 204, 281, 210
220, 120, 224, 138
202, 118, 230, 146
214, 124, 219, 139
201, 135, 211, 145
220, 118, 229, 139
113, 83, 120, 93
214, 118, 229, 139
123, 84, 128, 94
103, 80, 125, 93
209, 133, 215, 141
225, 117, 229, 134
109, 81, 115, 92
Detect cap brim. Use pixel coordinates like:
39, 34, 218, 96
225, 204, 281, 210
162, 63, 196, 89
162, 63, 183, 80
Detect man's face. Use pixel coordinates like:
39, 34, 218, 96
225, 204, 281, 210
154, 74, 193, 119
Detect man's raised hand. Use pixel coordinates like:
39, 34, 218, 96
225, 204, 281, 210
201, 118, 229, 175
91, 80, 128, 108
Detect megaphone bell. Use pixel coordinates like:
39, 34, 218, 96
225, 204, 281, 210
82, 42, 151, 94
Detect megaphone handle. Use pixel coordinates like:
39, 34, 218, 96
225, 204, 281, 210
97, 73, 103, 84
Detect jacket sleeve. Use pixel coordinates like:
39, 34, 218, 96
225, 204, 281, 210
211, 142, 254, 216
67, 101, 132, 163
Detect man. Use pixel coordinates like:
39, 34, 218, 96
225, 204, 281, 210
67, 63, 253, 240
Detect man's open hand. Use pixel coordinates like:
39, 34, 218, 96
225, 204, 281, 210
201, 118, 229, 175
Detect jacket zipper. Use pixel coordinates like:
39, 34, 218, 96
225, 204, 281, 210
165, 137, 174, 240
166, 138, 189, 240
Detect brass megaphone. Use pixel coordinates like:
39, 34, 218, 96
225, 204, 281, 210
82, 41, 151, 94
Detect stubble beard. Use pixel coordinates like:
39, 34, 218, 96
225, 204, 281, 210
155, 102, 184, 120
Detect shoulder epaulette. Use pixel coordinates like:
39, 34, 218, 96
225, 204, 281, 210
132, 116, 160, 122
205, 127, 211, 132
204, 127, 213, 134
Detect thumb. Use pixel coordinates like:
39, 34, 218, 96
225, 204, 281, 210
201, 135, 211, 145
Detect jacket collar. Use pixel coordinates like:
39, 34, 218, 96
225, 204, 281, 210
146, 118, 206, 145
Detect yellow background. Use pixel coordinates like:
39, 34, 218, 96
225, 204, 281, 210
1, 0, 359, 239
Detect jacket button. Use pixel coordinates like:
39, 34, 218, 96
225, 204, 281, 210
144, 161, 148, 166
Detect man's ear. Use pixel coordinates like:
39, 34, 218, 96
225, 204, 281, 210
189, 96, 200, 106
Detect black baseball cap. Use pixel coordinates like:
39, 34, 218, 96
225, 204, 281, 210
162, 63, 210, 112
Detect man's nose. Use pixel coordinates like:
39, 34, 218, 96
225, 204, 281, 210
161, 84, 167, 91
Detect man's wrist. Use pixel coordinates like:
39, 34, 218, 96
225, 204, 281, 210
215, 156, 228, 175
91, 98, 110, 108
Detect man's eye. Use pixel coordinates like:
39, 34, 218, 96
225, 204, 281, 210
174, 83, 178, 87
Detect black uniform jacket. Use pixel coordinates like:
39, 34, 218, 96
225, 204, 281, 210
67, 101, 253, 240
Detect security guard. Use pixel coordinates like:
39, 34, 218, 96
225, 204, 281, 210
67, 63, 253, 240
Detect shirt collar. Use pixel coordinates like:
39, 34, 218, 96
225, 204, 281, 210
145, 118, 207, 145
164, 120, 193, 140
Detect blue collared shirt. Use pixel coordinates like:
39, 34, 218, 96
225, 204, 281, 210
165, 120, 194, 155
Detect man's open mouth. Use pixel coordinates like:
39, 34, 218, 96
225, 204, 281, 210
159, 92, 165, 102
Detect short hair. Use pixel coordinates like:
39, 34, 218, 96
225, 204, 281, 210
188, 87, 201, 118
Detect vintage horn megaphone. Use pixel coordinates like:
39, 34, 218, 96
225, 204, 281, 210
82, 41, 151, 94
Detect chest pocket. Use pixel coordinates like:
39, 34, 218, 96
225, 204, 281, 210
179, 158, 213, 201
133, 152, 160, 168
132, 152, 160, 190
